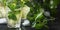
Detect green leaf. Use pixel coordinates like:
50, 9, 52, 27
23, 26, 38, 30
35, 23, 44, 29
8, 3, 16, 11
43, 18, 48, 24
35, 8, 44, 20
8, 13, 17, 21
2, 0, 6, 6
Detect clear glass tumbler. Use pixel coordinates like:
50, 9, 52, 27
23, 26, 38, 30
7, 0, 21, 28
0, 2, 7, 24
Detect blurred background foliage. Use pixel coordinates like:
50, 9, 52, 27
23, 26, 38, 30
0, 0, 60, 30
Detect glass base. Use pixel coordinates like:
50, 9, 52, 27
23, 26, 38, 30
7, 24, 20, 28
8, 28, 20, 30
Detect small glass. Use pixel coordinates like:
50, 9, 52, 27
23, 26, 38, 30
7, 8, 21, 28
0, 2, 7, 24
7, 0, 21, 29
